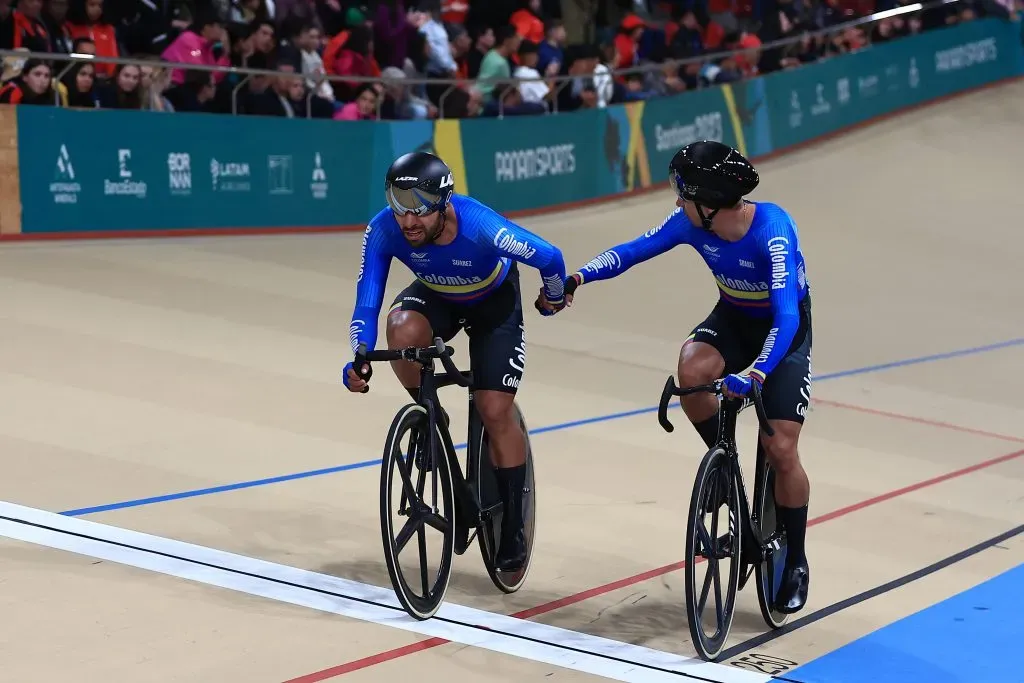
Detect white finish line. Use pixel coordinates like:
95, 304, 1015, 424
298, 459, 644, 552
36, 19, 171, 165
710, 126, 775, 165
0, 499, 769, 683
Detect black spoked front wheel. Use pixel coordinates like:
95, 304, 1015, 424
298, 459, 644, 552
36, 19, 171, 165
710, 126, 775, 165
685, 447, 742, 661
379, 404, 455, 620
754, 458, 790, 629
478, 402, 536, 593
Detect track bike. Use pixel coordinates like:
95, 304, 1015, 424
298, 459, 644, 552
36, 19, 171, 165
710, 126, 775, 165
657, 377, 790, 661
354, 338, 537, 620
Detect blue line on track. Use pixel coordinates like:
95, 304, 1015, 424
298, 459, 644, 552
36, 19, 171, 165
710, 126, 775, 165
59, 337, 1023, 517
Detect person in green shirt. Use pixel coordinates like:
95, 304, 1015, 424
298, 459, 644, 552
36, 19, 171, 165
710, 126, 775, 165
475, 24, 522, 99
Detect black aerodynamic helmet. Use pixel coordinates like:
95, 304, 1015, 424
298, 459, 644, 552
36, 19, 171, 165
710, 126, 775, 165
669, 140, 758, 229
384, 151, 455, 217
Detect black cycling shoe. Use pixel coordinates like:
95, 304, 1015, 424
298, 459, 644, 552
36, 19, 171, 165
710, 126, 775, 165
774, 560, 810, 614
494, 527, 526, 572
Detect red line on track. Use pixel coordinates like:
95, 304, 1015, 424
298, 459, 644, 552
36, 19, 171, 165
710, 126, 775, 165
281, 403, 1024, 682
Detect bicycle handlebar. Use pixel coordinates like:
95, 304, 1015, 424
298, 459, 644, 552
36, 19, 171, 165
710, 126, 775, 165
657, 376, 775, 438
353, 337, 471, 392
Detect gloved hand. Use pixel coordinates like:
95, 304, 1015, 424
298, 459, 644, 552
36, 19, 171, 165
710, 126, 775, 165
343, 360, 371, 393
722, 372, 762, 399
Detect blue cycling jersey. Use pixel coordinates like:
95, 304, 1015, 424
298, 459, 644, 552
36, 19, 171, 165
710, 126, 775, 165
350, 193, 567, 353
575, 201, 809, 380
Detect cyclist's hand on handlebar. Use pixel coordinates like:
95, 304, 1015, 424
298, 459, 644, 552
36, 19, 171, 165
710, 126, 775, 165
722, 371, 762, 399
342, 360, 370, 393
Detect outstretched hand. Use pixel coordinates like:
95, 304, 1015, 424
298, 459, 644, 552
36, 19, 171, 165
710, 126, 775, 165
534, 274, 579, 316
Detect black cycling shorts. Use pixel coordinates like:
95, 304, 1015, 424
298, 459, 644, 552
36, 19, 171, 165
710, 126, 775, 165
687, 293, 813, 424
388, 262, 526, 394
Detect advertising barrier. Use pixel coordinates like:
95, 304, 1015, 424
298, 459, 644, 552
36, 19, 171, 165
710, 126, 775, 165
7, 18, 1023, 237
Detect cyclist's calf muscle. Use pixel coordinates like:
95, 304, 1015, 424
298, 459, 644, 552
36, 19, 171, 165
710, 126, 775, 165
678, 340, 725, 424
386, 309, 432, 390
476, 390, 526, 468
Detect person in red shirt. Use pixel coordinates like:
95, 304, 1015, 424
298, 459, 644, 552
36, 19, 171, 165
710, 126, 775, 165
66, 0, 120, 80
510, 0, 543, 43
1, 0, 54, 53
0, 58, 56, 104
613, 13, 645, 72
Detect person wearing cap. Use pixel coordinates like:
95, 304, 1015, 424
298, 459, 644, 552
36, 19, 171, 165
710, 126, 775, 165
613, 13, 646, 72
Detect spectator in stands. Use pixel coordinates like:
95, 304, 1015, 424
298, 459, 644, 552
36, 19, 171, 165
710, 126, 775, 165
136, 55, 172, 110
418, 0, 459, 80
56, 59, 98, 106
510, 0, 543, 43
555, 43, 599, 112
218, 50, 271, 113
536, 18, 564, 74
250, 61, 333, 117
70, 33, 90, 51
512, 39, 552, 107
667, 7, 705, 61
463, 24, 493, 78
483, 80, 546, 116
329, 23, 379, 101
66, 0, 119, 80
161, 10, 232, 85
0, 0, 54, 53
592, 43, 615, 107
287, 20, 333, 101
248, 19, 276, 56
334, 80, 377, 119
163, 68, 218, 111
42, 0, 72, 52
378, 64, 435, 119
652, 61, 688, 95
0, 57, 55, 103
228, 0, 274, 24
95, 62, 142, 107
373, 1, 418, 69
475, 23, 519, 99
276, 0, 321, 31
613, 13, 645, 72
448, 23, 472, 76
116, 0, 190, 56
780, 23, 825, 68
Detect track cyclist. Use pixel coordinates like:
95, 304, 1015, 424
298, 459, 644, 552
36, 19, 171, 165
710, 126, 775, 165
546, 140, 813, 613
343, 151, 569, 572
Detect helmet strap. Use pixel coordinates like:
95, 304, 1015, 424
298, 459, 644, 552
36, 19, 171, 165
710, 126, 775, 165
695, 203, 719, 231
425, 207, 447, 244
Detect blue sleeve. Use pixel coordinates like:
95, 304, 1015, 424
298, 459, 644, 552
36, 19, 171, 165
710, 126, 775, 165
349, 218, 393, 354
466, 201, 568, 304
575, 209, 689, 284
750, 221, 801, 382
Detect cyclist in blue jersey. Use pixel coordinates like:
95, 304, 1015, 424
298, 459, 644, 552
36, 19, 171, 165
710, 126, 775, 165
543, 141, 813, 614
343, 151, 568, 572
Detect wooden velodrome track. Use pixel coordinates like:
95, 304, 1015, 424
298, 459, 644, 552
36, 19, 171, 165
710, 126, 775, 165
1, 80, 1022, 683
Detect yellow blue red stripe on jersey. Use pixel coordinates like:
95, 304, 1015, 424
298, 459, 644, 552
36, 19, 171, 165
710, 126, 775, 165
417, 258, 511, 303
716, 279, 772, 309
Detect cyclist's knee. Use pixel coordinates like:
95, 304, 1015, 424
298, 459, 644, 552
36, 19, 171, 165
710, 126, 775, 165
386, 310, 431, 349
475, 390, 516, 433
678, 341, 725, 388
761, 422, 802, 474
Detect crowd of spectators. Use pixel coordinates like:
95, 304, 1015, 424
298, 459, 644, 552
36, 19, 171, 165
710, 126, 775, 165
0, 0, 1017, 117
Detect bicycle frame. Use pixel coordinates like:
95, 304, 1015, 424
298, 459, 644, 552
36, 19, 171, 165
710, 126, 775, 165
357, 336, 519, 546
658, 377, 780, 567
